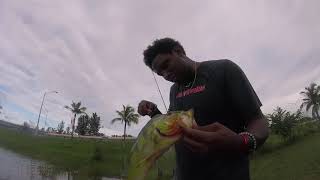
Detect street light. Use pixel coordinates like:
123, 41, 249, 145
35, 90, 58, 135
43, 107, 49, 130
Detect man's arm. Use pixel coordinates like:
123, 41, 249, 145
181, 60, 269, 153
181, 114, 269, 154
246, 109, 270, 149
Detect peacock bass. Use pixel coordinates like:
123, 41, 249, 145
127, 109, 195, 180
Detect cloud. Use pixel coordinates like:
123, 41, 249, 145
0, 0, 319, 135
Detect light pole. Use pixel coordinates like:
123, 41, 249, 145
43, 107, 48, 131
35, 91, 58, 135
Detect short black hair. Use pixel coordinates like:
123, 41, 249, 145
143, 37, 186, 69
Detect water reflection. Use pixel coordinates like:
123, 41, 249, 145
0, 147, 120, 180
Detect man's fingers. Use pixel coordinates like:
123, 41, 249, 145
183, 136, 208, 153
137, 104, 145, 115
138, 100, 156, 116
195, 122, 222, 132
137, 104, 142, 114
146, 102, 153, 109
191, 119, 198, 128
182, 127, 215, 143
138, 101, 151, 116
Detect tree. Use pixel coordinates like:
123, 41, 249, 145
64, 101, 87, 137
111, 105, 139, 141
89, 112, 101, 135
76, 114, 90, 135
57, 121, 65, 134
300, 82, 320, 120
46, 127, 53, 133
66, 127, 70, 134
268, 107, 301, 140
22, 121, 30, 131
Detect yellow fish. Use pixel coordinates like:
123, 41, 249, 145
127, 109, 195, 180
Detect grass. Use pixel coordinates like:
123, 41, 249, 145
251, 133, 320, 180
0, 127, 133, 178
0, 126, 320, 179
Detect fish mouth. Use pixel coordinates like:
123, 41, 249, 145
156, 128, 169, 137
156, 127, 180, 137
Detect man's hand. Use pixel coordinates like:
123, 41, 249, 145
138, 100, 159, 117
182, 122, 242, 153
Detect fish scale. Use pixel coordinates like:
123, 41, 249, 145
127, 109, 194, 180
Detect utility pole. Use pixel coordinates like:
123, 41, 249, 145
35, 91, 58, 135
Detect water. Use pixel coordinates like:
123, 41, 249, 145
0, 147, 120, 180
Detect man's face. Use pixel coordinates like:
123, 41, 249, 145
151, 52, 187, 83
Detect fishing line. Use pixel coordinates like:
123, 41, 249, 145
151, 71, 168, 113
151, 70, 170, 178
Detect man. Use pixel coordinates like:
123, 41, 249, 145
138, 38, 269, 180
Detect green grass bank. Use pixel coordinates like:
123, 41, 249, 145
0, 127, 320, 179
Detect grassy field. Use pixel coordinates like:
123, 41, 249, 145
0, 127, 175, 179
251, 133, 320, 180
0, 126, 320, 179
0, 127, 131, 178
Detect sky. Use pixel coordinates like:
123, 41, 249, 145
0, 0, 319, 136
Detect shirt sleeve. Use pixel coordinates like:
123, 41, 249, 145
224, 60, 262, 122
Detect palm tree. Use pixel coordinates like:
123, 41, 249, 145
300, 83, 320, 120
111, 105, 139, 141
111, 105, 139, 176
64, 101, 87, 137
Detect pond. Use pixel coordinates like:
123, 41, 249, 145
0, 147, 120, 180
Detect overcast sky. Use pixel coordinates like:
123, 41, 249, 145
0, 0, 319, 136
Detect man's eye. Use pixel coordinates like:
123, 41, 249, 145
161, 61, 169, 70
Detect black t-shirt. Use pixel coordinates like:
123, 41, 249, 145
169, 59, 262, 180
